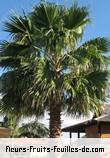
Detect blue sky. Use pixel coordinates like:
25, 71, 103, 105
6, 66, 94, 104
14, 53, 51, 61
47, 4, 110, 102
0, 0, 110, 74
0, 0, 110, 40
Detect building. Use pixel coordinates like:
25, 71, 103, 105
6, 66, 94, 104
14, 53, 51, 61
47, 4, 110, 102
0, 121, 11, 138
0, 127, 11, 138
62, 105, 110, 138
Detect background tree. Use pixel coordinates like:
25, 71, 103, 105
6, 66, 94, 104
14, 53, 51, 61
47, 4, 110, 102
0, 2, 109, 137
8, 117, 49, 138
0, 113, 49, 138
18, 121, 49, 138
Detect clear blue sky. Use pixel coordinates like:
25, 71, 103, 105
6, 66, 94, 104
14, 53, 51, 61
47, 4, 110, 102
0, 0, 110, 74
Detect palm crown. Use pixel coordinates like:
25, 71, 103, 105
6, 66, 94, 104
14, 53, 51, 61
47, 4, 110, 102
0, 2, 110, 137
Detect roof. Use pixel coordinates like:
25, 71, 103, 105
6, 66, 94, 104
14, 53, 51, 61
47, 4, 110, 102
101, 104, 110, 115
62, 119, 97, 133
62, 114, 110, 133
62, 105, 110, 133
96, 115, 110, 122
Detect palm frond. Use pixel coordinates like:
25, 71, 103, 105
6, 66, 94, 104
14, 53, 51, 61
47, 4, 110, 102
4, 14, 33, 42
81, 37, 110, 52
18, 121, 49, 138
0, 41, 31, 57
31, 2, 61, 29
63, 2, 90, 30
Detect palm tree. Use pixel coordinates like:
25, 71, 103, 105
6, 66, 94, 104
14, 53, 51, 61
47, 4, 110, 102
3, 115, 49, 138
18, 121, 49, 138
0, 2, 110, 137
8, 116, 49, 138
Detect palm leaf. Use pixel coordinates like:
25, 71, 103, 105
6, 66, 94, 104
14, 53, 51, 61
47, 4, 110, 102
63, 3, 90, 30
31, 3, 61, 29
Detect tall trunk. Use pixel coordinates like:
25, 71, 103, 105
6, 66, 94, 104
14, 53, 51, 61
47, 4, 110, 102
49, 101, 61, 138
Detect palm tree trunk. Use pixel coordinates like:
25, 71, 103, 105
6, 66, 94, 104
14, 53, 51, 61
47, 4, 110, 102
49, 101, 61, 138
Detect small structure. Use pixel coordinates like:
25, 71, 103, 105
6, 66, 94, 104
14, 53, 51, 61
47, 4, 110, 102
0, 117, 11, 138
62, 105, 110, 138
0, 127, 11, 138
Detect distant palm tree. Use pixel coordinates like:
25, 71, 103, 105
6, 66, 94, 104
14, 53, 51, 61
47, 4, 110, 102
0, 2, 110, 137
18, 121, 49, 138
1, 115, 49, 138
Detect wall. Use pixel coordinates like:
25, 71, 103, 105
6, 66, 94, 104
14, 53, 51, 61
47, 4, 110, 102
100, 123, 110, 138
0, 127, 11, 138
85, 124, 100, 138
